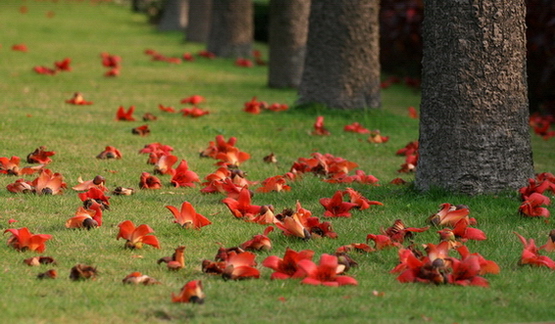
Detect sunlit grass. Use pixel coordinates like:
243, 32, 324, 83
1, 1, 554, 323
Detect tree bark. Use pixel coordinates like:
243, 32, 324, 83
157, 0, 188, 31
268, 0, 310, 88
207, 0, 253, 58
297, 0, 381, 109
186, 0, 213, 43
416, 0, 533, 194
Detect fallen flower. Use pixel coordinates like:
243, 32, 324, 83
172, 280, 205, 304
240, 226, 273, 251
222, 251, 260, 280
117, 220, 160, 249
24, 256, 56, 266
132, 125, 151, 136
262, 248, 314, 280
170, 159, 200, 188
37, 269, 57, 280
181, 107, 210, 118
139, 172, 162, 189
222, 187, 261, 220
69, 264, 98, 281
166, 202, 211, 229
519, 192, 550, 218
312, 116, 330, 136
122, 272, 161, 285
180, 95, 205, 105
27, 146, 55, 164
157, 245, 186, 270
320, 191, 358, 217
514, 232, 555, 269
96, 146, 122, 159
4, 227, 52, 253
116, 106, 136, 121
297, 253, 358, 287
344, 122, 370, 134
65, 92, 93, 105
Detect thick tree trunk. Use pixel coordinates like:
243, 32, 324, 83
186, 0, 213, 43
207, 0, 253, 58
416, 0, 533, 194
297, 0, 381, 109
157, 0, 188, 31
268, 0, 310, 88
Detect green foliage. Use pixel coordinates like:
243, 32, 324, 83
0, 1, 554, 323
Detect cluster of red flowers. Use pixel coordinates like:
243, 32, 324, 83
396, 140, 419, 173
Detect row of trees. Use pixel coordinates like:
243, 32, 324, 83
144, 0, 534, 196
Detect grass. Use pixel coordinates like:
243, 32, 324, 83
1, 1, 555, 323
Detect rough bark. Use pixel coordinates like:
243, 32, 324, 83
415, 0, 533, 194
157, 0, 188, 31
186, 0, 213, 43
207, 0, 253, 58
297, 0, 381, 109
268, 0, 310, 88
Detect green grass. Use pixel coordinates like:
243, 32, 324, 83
1, 1, 555, 323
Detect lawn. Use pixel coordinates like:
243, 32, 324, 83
1, 1, 555, 323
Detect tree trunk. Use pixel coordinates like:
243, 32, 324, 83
297, 0, 381, 109
157, 0, 188, 31
207, 0, 253, 58
267, 0, 310, 88
186, 0, 213, 43
415, 0, 533, 194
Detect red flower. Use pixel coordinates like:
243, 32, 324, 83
366, 234, 402, 250
235, 58, 253, 67
180, 95, 205, 105
27, 146, 55, 164
166, 201, 211, 229
96, 146, 122, 159
222, 251, 260, 280
72, 175, 107, 192
256, 175, 290, 193
343, 187, 383, 210
182, 53, 195, 62
243, 97, 266, 114
65, 92, 93, 105
4, 227, 52, 252
297, 254, 358, 287
198, 50, 216, 59
540, 230, 555, 252
382, 219, 429, 243
12, 44, 28, 52
54, 58, 72, 71
65, 203, 103, 229
222, 188, 261, 220
104, 67, 120, 77
153, 154, 178, 175
215, 146, 250, 167
181, 107, 210, 117
101, 52, 121, 68
170, 160, 199, 188
117, 220, 160, 249
408, 106, 418, 119
139, 172, 162, 189
266, 103, 288, 112
519, 192, 550, 218
78, 187, 110, 210
312, 116, 330, 136
367, 130, 389, 143
199, 135, 238, 159
262, 248, 315, 279
34, 66, 57, 75
428, 203, 476, 227
6, 179, 34, 193
240, 226, 274, 251
32, 169, 66, 195
515, 232, 555, 269
158, 104, 176, 113
132, 125, 150, 136
0, 156, 43, 176
116, 106, 136, 121
172, 280, 205, 303
158, 245, 186, 270
439, 218, 486, 241
319, 191, 358, 217
344, 122, 370, 134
